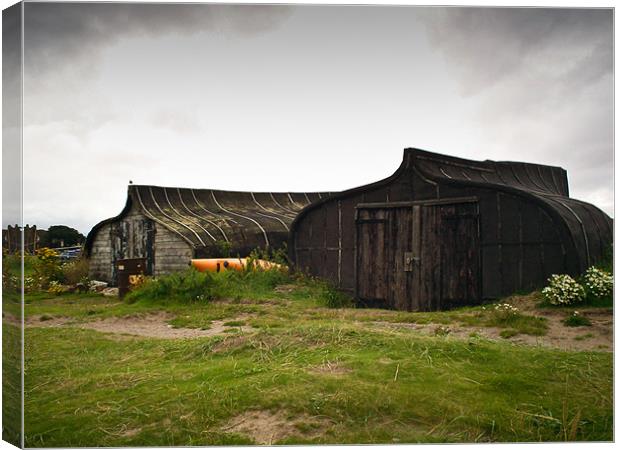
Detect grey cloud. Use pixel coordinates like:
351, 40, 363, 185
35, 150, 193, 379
421, 7, 613, 214
24, 3, 293, 75
423, 8, 612, 96
3, 3, 23, 228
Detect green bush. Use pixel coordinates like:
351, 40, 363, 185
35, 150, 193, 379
318, 281, 353, 308
61, 258, 90, 285
125, 269, 215, 304
125, 265, 292, 304
33, 247, 63, 288
482, 303, 548, 336
247, 244, 289, 267
214, 240, 232, 258
2, 250, 19, 293
489, 303, 520, 321
563, 311, 592, 327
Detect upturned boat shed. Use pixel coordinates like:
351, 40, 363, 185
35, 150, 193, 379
85, 148, 612, 311
289, 148, 612, 311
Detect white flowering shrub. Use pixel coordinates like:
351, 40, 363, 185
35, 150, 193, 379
583, 267, 613, 299
541, 274, 585, 305
491, 303, 520, 321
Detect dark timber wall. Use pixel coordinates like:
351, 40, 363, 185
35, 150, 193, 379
290, 148, 612, 310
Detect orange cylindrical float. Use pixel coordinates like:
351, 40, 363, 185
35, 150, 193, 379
190, 258, 281, 273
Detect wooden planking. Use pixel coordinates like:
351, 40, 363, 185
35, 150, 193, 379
387, 207, 414, 311
356, 200, 481, 311
153, 223, 193, 276
291, 149, 612, 309
418, 205, 441, 310
98, 203, 157, 284
410, 206, 422, 309
437, 202, 481, 309
481, 245, 501, 298
340, 247, 355, 291
522, 244, 543, 292
356, 208, 389, 305
88, 223, 113, 282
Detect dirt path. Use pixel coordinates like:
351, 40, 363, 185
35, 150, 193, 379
17, 312, 254, 340
372, 295, 613, 352
9, 293, 612, 350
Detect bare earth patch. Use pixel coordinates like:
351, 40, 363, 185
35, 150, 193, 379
495, 293, 613, 351
24, 315, 74, 327
22, 312, 254, 340
223, 410, 329, 444
370, 295, 613, 352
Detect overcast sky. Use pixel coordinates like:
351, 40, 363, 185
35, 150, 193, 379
7, 3, 615, 234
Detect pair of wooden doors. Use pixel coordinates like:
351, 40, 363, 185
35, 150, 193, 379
110, 218, 154, 285
355, 198, 481, 311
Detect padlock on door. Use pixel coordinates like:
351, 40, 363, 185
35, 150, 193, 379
404, 252, 414, 272
404, 252, 420, 272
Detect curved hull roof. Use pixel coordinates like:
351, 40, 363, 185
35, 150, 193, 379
290, 148, 612, 273
86, 148, 612, 274
85, 185, 331, 256
410, 149, 612, 270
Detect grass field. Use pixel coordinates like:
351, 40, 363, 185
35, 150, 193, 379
4, 270, 613, 446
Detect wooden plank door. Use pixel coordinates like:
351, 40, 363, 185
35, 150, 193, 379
356, 206, 418, 310
356, 199, 481, 311
418, 202, 481, 310
355, 207, 390, 307
438, 202, 481, 308
387, 206, 417, 310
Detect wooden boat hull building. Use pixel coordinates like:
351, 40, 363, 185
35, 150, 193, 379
85, 148, 612, 311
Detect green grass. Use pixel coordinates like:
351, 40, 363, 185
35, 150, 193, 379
574, 333, 595, 341
17, 275, 613, 446
485, 312, 548, 336
563, 314, 592, 327
499, 329, 519, 339
578, 295, 613, 308
2, 320, 22, 447
125, 268, 353, 310
538, 296, 613, 309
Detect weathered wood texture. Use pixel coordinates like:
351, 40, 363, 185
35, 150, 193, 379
109, 206, 155, 283
88, 223, 113, 282
86, 148, 612, 305
355, 201, 480, 311
87, 199, 192, 284
291, 148, 612, 310
85, 186, 330, 261
85, 185, 329, 284
153, 224, 193, 277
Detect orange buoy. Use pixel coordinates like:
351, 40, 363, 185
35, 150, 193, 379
190, 258, 281, 273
